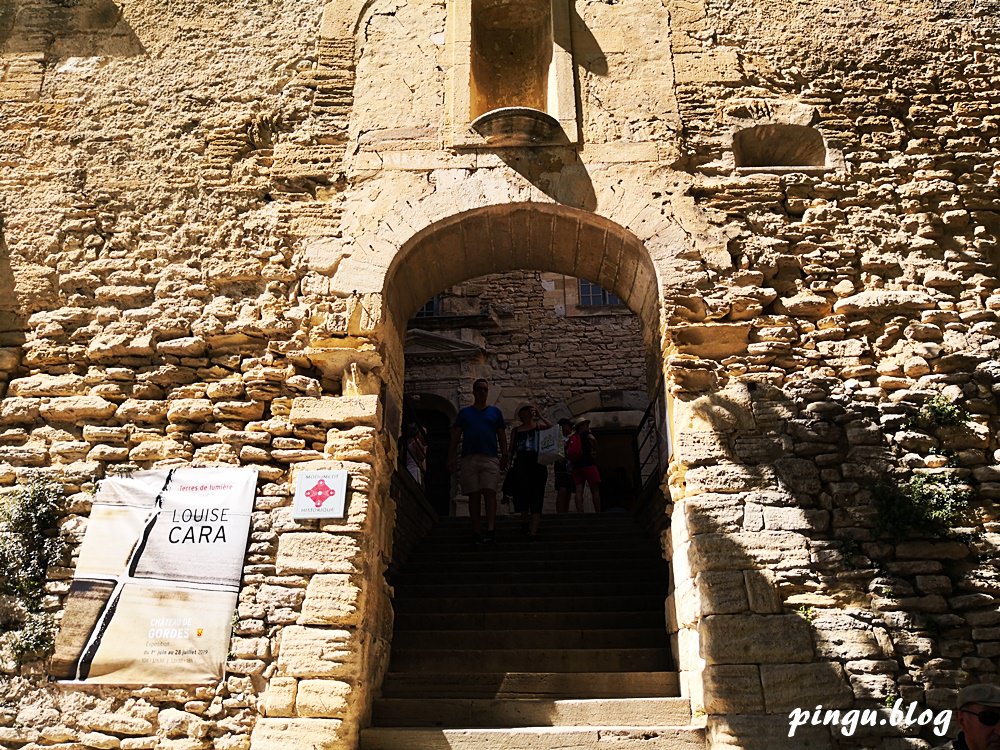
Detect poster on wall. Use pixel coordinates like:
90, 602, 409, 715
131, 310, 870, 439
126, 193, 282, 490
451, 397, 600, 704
50, 467, 257, 685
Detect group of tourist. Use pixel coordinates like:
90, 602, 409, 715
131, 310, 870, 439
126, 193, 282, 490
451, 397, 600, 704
446, 377, 602, 543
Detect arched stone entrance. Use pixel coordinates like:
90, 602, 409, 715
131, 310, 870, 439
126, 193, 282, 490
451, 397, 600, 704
258, 199, 709, 749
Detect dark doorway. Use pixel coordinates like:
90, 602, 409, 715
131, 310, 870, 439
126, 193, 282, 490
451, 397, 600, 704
413, 408, 453, 516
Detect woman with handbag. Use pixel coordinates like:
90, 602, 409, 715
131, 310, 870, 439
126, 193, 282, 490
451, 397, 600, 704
508, 404, 551, 539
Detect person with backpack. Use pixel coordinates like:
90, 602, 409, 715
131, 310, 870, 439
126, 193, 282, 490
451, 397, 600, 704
567, 418, 601, 513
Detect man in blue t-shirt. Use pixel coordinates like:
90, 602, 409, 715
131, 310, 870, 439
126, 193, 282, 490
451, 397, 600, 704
448, 378, 508, 543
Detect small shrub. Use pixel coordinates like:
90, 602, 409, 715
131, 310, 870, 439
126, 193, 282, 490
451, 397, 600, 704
0, 481, 65, 610
913, 394, 970, 428
6, 613, 56, 665
0, 481, 65, 667
874, 473, 972, 538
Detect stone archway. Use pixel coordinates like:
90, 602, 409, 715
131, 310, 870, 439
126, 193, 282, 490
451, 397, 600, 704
380, 202, 662, 360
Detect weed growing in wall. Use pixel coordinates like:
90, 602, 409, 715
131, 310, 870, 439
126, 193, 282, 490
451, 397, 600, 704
873, 474, 972, 539
0, 481, 65, 666
911, 394, 971, 429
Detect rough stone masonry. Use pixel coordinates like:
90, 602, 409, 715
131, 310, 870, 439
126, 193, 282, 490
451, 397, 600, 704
0, 0, 998, 749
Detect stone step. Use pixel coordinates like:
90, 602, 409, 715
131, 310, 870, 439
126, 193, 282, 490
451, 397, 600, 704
393, 568, 665, 585
435, 514, 638, 529
359, 725, 705, 750
378, 671, 680, 699
399, 558, 658, 576
389, 648, 671, 673
407, 547, 661, 564
393, 610, 665, 631
371, 696, 691, 728
392, 628, 667, 650
416, 537, 658, 553
424, 526, 651, 542
395, 581, 664, 599
393, 594, 664, 614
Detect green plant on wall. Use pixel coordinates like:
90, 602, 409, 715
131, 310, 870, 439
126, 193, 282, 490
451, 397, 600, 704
911, 394, 971, 429
873, 473, 972, 539
0, 480, 65, 666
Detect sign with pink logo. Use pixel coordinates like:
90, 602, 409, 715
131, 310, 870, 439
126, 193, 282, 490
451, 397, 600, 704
292, 470, 349, 519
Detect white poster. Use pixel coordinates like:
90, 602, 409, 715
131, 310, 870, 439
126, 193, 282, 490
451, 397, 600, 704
51, 468, 257, 684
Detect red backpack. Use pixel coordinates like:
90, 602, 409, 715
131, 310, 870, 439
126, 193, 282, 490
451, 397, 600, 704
566, 433, 584, 462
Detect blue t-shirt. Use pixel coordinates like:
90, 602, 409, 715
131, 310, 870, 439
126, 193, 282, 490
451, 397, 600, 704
455, 405, 506, 458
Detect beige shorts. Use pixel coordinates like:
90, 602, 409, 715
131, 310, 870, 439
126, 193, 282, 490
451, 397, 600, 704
459, 454, 501, 495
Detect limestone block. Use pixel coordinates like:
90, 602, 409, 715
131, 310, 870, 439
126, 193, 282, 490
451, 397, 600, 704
702, 665, 764, 714
689, 532, 811, 571
672, 432, 728, 466
744, 571, 783, 614
116, 399, 169, 424
834, 290, 935, 315
167, 399, 214, 423
325, 426, 382, 462
277, 626, 357, 678
230, 637, 270, 659
697, 571, 749, 615
263, 677, 297, 717
0, 727, 40, 744
761, 662, 853, 713
156, 740, 210, 750
668, 323, 751, 359
257, 584, 306, 612
213, 735, 250, 750
129, 440, 193, 462
812, 613, 886, 660
290, 395, 381, 428
683, 495, 745, 534
700, 614, 813, 664
157, 337, 207, 356
778, 292, 832, 317
82, 714, 154, 736
295, 679, 352, 717
158, 708, 208, 739
213, 401, 266, 420
40, 396, 118, 422
81, 732, 121, 749
9, 374, 86, 396
895, 540, 970, 560
276, 533, 360, 575
0, 397, 41, 424
673, 50, 742, 84
87, 332, 156, 360
936, 422, 990, 449
762, 506, 829, 532
684, 465, 772, 495
708, 714, 831, 750
300, 574, 364, 626
249, 719, 344, 750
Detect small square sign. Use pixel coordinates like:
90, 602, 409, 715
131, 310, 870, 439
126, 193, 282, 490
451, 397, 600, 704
293, 470, 349, 520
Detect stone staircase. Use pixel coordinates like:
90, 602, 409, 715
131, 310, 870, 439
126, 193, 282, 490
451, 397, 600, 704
360, 513, 705, 749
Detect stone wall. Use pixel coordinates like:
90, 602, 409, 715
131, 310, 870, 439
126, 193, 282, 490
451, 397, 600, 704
661, 0, 1000, 746
0, 0, 997, 749
405, 270, 648, 415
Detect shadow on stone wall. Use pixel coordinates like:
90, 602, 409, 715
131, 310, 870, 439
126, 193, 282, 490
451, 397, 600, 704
0, 0, 144, 58
495, 148, 598, 212
0, 218, 25, 396
568, 4, 608, 76
672, 371, 998, 749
